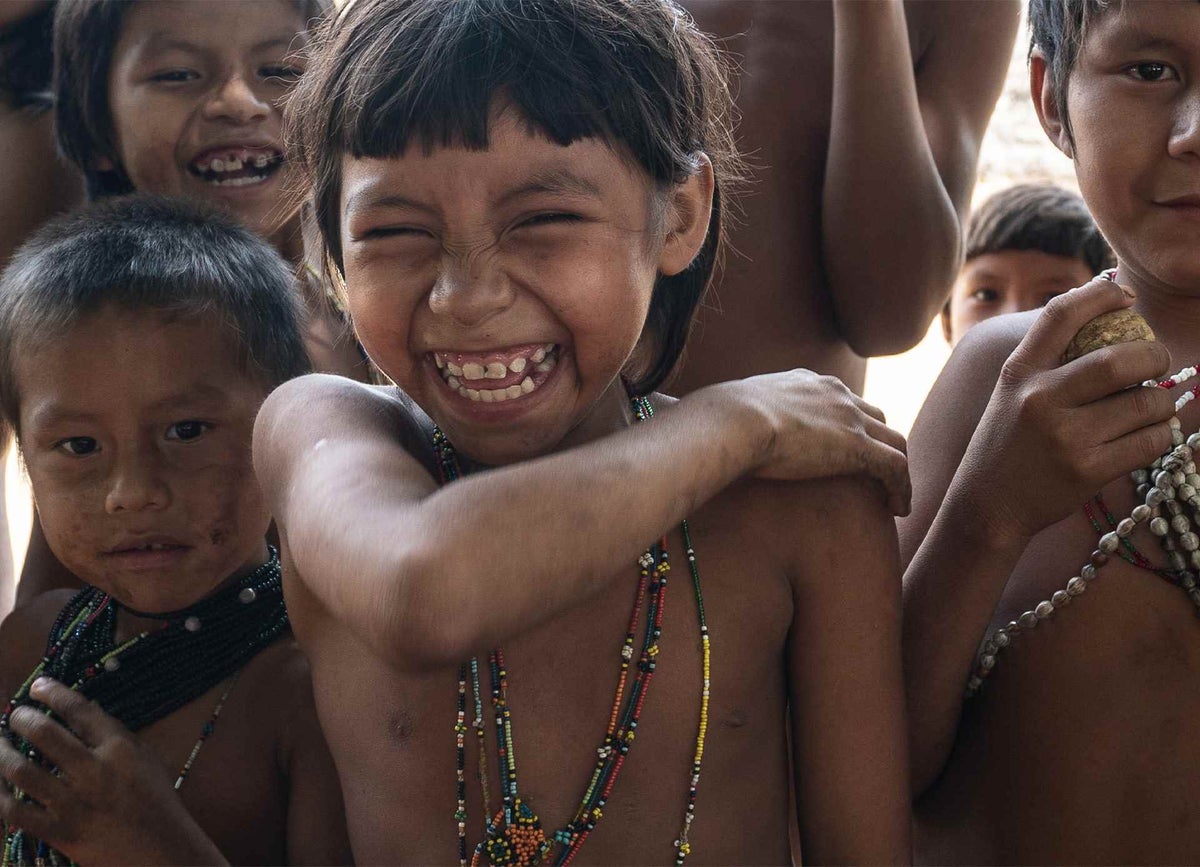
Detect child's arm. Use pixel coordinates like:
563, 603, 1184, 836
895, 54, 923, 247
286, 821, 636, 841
254, 370, 909, 672
279, 658, 354, 865
788, 475, 909, 864
901, 279, 1176, 794
822, 0, 1018, 355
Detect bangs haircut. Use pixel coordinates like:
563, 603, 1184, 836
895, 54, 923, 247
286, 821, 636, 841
287, 0, 741, 396
53, 0, 332, 200
966, 184, 1113, 274
1028, 0, 1115, 145
0, 194, 310, 443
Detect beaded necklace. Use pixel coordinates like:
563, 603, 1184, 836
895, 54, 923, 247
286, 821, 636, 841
1, 549, 288, 866
434, 396, 711, 866
967, 275, 1200, 695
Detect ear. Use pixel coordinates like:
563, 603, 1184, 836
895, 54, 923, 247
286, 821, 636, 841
1030, 49, 1073, 159
940, 303, 954, 344
657, 153, 715, 277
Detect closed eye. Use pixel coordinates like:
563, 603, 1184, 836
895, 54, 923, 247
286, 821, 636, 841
356, 226, 434, 240
149, 69, 200, 84
518, 213, 583, 229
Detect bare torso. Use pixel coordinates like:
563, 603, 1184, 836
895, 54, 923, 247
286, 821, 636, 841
674, 1, 937, 395
287, 479, 798, 864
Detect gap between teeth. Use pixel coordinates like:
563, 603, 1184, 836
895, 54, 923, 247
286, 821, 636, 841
455, 376, 538, 402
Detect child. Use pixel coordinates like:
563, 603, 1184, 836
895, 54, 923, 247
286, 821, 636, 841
941, 184, 1112, 346
902, 0, 1200, 861
15, 0, 370, 607
0, 195, 351, 865
670, 0, 1019, 395
257, 0, 913, 863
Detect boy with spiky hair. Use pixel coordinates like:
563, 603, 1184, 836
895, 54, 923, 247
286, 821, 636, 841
942, 184, 1113, 345
0, 194, 350, 864
904, 0, 1200, 861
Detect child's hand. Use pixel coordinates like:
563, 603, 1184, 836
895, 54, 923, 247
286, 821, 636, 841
714, 369, 911, 515
965, 277, 1175, 544
0, 678, 226, 866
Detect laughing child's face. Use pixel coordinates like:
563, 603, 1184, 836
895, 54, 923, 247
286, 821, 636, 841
16, 306, 271, 613
339, 107, 710, 465
103, 0, 306, 249
1039, 0, 1200, 293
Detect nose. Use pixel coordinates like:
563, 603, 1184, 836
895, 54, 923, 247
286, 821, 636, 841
427, 253, 516, 328
1168, 90, 1200, 159
105, 449, 171, 515
202, 73, 270, 125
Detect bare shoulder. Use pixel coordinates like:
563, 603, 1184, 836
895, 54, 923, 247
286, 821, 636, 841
0, 589, 78, 698
907, 0, 1020, 53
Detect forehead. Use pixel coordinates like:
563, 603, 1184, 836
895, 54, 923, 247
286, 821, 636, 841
341, 110, 650, 216
116, 0, 308, 59
16, 308, 265, 422
961, 250, 1095, 284
1082, 0, 1200, 53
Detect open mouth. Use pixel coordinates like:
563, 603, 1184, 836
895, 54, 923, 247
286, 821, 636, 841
187, 146, 284, 188
433, 343, 560, 403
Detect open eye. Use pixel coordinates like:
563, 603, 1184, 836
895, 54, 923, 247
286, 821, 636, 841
149, 69, 200, 84
1125, 62, 1179, 82
165, 420, 210, 442
56, 437, 98, 457
970, 288, 1000, 303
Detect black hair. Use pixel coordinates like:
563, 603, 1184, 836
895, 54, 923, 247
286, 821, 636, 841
1027, 0, 1114, 144
0, 193, 310, 440
286, 0, 740, 395
0, 2, 55, 113
965, 184, 1113, 273
53, 0, 330, 199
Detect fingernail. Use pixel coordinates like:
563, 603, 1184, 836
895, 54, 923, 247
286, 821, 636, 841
31, 677, 50, 693
1122, 285, 1136, 300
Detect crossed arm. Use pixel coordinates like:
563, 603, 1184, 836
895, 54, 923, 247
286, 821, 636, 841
823, 0, 1019, 356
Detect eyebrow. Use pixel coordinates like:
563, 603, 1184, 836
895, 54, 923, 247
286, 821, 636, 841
347, 168, 604, 216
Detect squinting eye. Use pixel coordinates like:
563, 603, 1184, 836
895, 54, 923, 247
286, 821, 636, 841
165, 420, 209, 442
970, 288, 999, 303
1127, 62, 1177, 82
56, 437, 98, 457
150, 69, 199, 83
519, 213, 582, 229
260, 65, 303, 83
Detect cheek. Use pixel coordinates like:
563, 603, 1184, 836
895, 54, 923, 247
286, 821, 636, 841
109, 95, 185, 187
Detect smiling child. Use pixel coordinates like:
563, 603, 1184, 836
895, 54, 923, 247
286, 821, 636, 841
0, 195, 350, 865
256, 0, 914, 863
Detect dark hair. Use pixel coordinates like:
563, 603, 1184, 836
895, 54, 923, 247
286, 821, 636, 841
53, 0, 331, 199
286, 0, 740, 396
0, 3, 56, 113
965, 184, 1113, 273
0, 194, 310, 441
1027, 0, 1114, 144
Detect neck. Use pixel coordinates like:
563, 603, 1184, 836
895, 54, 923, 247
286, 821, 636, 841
1119, 263, 1200, 368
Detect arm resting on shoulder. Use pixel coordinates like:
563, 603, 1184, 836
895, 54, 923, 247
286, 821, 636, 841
254, 375, 773, 673
822, 0, 1019, 356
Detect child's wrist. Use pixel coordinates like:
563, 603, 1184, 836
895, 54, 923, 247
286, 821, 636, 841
685, 381, 775, 475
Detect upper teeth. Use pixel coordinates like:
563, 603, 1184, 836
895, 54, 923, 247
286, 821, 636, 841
436, 345, 559, 401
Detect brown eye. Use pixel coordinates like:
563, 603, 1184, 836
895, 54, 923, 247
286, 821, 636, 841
166, 420, 209, 442
57, 437, 98, 457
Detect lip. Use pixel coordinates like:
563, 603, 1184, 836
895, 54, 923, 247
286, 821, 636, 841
104, 536, 193, 570
1157, 195, 1200, 215
428, 347, 568, 421
189, 139, 283, 165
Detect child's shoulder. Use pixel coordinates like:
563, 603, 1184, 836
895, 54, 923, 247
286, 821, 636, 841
0, 588, 79, 697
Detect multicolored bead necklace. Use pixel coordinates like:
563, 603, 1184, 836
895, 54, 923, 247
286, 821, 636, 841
1, 549, 288, 866
434, 395, 712, 866
967, 354, 1200, 697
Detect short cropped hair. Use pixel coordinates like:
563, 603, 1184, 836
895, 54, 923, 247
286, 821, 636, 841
0, 194, 310, 440
53, 0, 331, 199
1028, 0, 1114, 144
965, 184, 1113, 273
286, 0, 741, 396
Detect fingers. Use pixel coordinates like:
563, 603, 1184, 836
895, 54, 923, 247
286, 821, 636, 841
6, 704, 91, 775
858, 431, 911, 517
1010, 277, 1134, 370
0, 784, 55, 843
28, 680, 117, 750
1055, 340, 1172, 406
852, 394, 888, 425
1076, 382, 1178, 445
0, 737, 66, 808
1095, 421, 1175, 481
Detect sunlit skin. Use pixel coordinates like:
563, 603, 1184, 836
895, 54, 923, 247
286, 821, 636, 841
105, 0, 307, 255
903, 2, 1200, 862
0, 306, 351, 863
340, 108, 682, 467
257, 108, 911, 862
942, 250, 1095, 345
